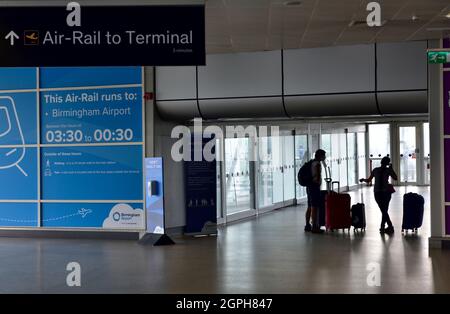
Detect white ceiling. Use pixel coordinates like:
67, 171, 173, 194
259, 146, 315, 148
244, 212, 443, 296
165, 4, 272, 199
206, 0, 450, 54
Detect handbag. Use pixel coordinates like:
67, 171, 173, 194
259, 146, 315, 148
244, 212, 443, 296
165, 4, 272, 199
387, 183, 396, 194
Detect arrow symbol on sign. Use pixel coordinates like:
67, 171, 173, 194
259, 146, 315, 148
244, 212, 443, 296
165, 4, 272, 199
5, 31, 19, 46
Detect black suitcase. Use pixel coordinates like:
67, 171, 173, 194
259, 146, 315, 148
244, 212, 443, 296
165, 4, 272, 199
402, 192, 424, 232
351, 204, 366, 231
351, 184, 366, 231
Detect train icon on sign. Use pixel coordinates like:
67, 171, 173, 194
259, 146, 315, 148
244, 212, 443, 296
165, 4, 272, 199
0, 96, 27, 176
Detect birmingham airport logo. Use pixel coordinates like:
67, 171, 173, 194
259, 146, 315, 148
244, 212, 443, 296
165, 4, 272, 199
171, 118, 280, 162
112, 212, 121, 222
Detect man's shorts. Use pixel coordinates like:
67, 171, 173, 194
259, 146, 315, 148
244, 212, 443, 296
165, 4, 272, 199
306, 184, 321, 208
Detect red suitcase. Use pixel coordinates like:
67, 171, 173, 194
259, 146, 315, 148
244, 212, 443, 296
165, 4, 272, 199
325, 181, 352, 232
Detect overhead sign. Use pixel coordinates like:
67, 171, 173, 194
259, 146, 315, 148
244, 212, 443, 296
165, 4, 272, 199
0, 5, 205, 66
428, 51, 450, 64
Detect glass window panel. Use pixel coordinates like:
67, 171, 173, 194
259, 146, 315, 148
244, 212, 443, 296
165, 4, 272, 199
399, 126, 417, 183
258, 137, 273, 207
369, 124, 390, 171
272, 136, 284, 204
321, 134, 332, 187
225, 137, 252, 214
283, 135, 295, 201
347, 133, 356, 187
369, 124, 390, 158
339, 133, 348, 188
331, 134, 340, 186
357, 132, 367, 180
295, 135, 308, 199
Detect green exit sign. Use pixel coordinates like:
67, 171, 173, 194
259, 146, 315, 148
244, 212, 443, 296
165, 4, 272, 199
428, 51, 450, 64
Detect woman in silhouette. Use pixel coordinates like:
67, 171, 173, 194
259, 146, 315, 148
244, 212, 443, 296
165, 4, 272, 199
360, 156, 398, 234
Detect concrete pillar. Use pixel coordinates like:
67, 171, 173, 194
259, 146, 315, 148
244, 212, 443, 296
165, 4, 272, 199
429, 39, 449, 248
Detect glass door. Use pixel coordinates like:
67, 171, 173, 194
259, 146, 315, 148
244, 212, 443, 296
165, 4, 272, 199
357, 132, 367, 180
295, 134, 308, 200
398, 125, 418, 185
321, 134, 332, 187
347, 132, 357, 188
225, 137, 254, 216
368, 123, 391, 171
258, 136, 273, 208
271, 136, 284, 205
338, 133, 348, 188
283, 135, 296, 205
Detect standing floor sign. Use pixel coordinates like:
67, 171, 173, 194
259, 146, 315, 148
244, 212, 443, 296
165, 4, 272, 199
184, 136, 217, 235
139, 157, 175, 245
0, 66, 145, 230
145, 157, 165, 234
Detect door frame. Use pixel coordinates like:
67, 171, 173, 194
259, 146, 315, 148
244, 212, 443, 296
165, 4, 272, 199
393, 122, 427, 186
222, 133, 257, 223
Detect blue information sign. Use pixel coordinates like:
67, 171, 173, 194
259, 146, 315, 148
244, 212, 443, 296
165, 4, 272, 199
41, 145, 143, 200
0, 66, 144, 229
42, 202, 144, 229
40, 87, 142, 144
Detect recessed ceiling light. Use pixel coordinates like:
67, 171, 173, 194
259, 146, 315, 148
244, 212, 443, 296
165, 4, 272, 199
284, 1, 302, 6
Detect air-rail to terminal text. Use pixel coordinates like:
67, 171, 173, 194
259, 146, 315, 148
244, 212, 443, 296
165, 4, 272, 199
42, 30, 193, 45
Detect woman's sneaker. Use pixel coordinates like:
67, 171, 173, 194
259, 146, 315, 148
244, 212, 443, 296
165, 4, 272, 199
304, 224, 312, 232
311, 226, 324, 234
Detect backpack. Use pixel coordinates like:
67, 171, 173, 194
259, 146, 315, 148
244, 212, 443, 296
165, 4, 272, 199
298, 160, 314, 187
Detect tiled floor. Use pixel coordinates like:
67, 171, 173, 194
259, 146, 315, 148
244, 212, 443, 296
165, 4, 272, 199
0, 186, 448, 293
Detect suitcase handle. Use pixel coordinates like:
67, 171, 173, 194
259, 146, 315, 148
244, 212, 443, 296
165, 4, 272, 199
360, 182, 364, 203
324, 164, 331, 180
332, 181, 340, 193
